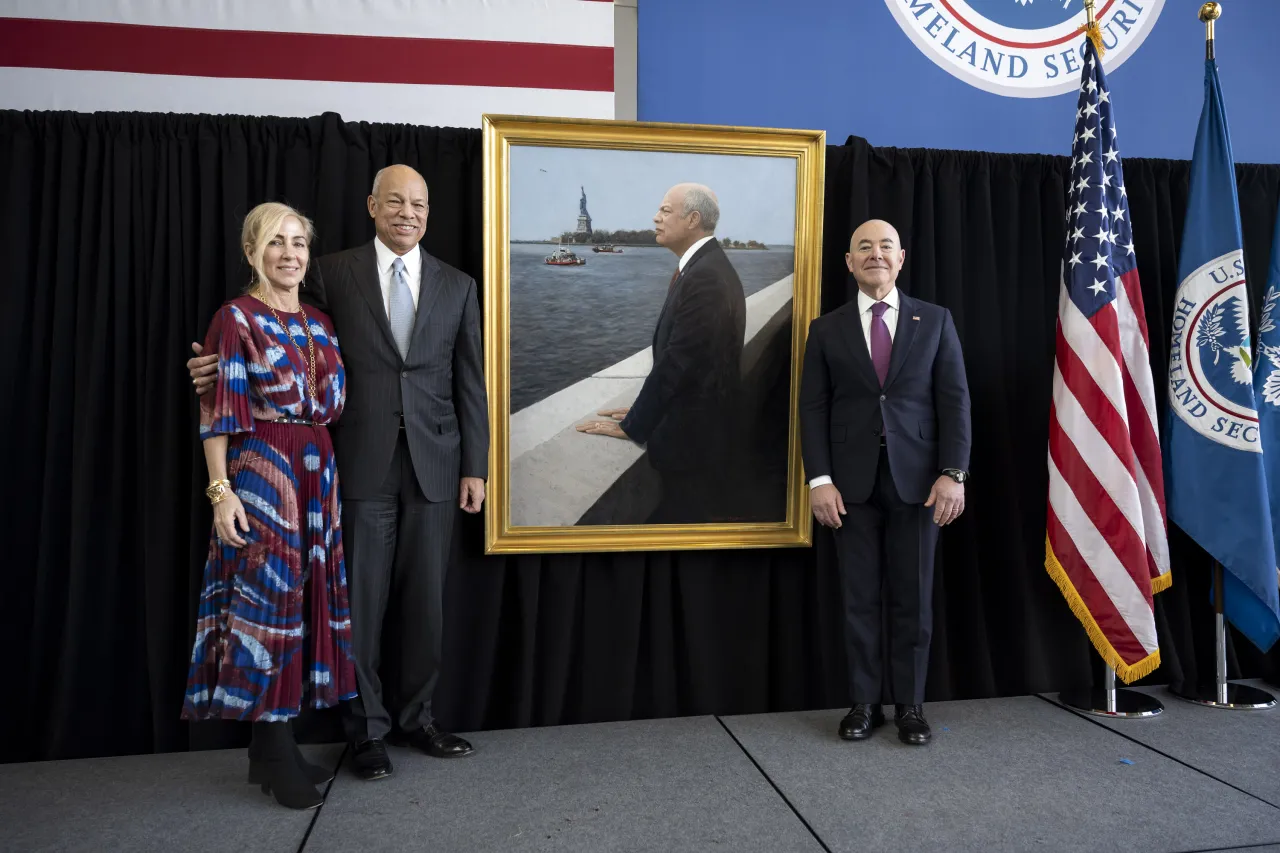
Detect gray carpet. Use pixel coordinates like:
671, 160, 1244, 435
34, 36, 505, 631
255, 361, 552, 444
722, 697, 1280, 853
306, 716, 822, 853
0, 744, 343, 853
1048, 680, 1280, 808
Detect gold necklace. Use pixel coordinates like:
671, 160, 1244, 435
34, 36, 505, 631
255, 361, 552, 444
259, 290, 318, 406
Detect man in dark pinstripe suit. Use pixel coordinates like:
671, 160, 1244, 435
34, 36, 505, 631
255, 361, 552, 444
189, 165, 488, 781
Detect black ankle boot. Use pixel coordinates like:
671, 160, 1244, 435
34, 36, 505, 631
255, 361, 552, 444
247, 722, 324, 810
247, 734, 335, 786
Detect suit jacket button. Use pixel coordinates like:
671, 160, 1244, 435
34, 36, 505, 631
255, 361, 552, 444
879, 394, 886, 401
401, 370, 408, 378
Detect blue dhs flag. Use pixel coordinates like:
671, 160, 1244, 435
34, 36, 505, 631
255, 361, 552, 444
1249, 194, 1280, 651
1165, 58, 1280, 653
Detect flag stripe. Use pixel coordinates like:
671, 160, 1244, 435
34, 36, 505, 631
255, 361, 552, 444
1046, 505, 1154, 664
0, 0, 616, 46
1055, 313, 1141, 489
0, 67, 614, 129
0, 17, 613, 92
1047, 463, 1159, 654
1115, 270, 1166, 512
1058, 283, 1129, 420
1115, 270, 1171, 579
1048, 393, 1151, 584
1118, 266, 1154, 351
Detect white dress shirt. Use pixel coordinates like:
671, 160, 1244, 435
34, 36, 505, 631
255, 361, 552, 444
809, 287, 900, 489
678, 235, 716, 272
374, 236, 422, 315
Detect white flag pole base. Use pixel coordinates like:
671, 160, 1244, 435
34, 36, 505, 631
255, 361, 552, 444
1059, 665, 1164, 718
1169, 564, 1277, 710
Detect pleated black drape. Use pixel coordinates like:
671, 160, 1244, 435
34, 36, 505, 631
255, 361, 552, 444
1, 111, 1277, 764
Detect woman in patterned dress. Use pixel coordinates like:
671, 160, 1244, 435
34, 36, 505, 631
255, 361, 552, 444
183, 202, 357, 810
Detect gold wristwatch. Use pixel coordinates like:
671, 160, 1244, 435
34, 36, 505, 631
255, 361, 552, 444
206, 478, 232, 505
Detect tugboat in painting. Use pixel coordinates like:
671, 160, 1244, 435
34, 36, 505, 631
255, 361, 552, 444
544, 242, 586, 266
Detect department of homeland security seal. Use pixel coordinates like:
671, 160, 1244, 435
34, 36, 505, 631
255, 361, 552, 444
1168, 250, 1261, 453
883, 0, 1164, 98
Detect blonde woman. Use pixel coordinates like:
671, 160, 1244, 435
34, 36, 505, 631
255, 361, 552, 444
182, 202, 356, 809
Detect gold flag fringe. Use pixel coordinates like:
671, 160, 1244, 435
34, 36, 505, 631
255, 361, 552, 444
1045, 535, 1162, 683
1078, 20, 1107, 57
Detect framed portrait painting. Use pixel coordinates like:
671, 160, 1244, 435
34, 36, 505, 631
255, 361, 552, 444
482, 115, 824, 553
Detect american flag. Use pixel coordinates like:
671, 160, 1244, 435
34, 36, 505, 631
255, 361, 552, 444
0, 0, 614, 127
1045, 38, 1170, 683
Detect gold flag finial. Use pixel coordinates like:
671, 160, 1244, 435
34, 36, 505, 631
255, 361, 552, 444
1081, 0, 1106, 56
1200, 2, 1220, 60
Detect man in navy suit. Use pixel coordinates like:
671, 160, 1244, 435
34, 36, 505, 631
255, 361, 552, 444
577, 182, 746, 524
800, 219, 971, 746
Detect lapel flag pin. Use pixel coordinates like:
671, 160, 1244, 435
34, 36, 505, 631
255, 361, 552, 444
912, 315, 920, 321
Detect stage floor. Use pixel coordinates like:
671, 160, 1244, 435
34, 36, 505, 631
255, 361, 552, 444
5, 682, 1280, 853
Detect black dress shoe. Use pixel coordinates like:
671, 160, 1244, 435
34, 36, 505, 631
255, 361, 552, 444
390, 723, 475, 758
894, 704, 932, 745
838, 704, 885, 740
351, 738, 394, 780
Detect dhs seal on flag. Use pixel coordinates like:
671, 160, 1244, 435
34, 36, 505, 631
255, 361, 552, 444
883, 0, 1164, 98
1168, 250, 1260, 453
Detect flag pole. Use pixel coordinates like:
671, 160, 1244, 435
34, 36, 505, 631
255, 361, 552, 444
1170, 563, 1277, 709
1201, 2, 1218, 61
1080, 0, 1105, 56
1060, 663, 1163, 718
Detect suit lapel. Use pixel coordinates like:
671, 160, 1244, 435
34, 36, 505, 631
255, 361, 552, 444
836, 301, 880, 389
654, 240, 716, 338
652, 277, 678, 352
883, 292, 921, 390
407, 246, 444, 357
352, 241, 401, 355
653, 255, 691, 346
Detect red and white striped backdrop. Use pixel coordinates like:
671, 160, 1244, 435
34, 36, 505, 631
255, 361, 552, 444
0, 0, 615, 126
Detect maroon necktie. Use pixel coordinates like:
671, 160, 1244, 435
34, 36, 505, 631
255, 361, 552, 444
870, 301, 891, 386
669, 267, 680, 289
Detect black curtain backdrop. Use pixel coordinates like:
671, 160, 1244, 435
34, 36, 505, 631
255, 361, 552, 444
2, 110, 1278, 764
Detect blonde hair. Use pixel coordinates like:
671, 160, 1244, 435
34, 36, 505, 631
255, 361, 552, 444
241, 201, 316, 290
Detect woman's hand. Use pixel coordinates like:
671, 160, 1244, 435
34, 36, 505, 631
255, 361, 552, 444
214, 492, 250, 548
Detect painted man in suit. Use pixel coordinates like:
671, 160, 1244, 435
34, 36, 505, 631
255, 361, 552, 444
189, 165, 488, 779
578, 183, 746, 524
799, 219, 970, 746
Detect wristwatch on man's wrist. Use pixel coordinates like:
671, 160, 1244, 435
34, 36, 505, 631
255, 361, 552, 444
941, 468, 968, 484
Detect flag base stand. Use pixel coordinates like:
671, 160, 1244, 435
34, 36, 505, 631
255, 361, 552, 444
1168, 564, 1277, 710
1059, 666, 1163, 718
1169, 681, 1276, 710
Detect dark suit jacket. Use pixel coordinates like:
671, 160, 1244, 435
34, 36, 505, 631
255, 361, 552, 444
799, 291, 970, 504
303, 241, 488, 502
621, 240, 746, 473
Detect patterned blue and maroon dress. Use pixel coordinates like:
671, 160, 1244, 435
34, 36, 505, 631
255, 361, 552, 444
183, 295, 358, 721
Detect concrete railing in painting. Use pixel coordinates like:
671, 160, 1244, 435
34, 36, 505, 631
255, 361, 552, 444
509, 273, 794, 527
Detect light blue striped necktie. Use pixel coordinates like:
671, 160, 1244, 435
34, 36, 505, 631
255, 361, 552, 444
389, 256, 415, 359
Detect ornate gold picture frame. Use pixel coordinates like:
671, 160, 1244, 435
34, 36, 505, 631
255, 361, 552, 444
483, 114, 824, 553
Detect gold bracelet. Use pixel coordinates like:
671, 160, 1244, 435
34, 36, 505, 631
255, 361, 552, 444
206, 478, 232, 505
